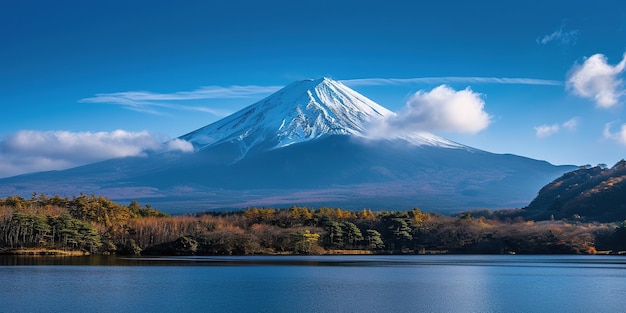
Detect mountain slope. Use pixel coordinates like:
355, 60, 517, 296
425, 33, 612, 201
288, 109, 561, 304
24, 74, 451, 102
179, 77, 462, 159
180, 78, 390, 155
0, 78, 575, 213
523, 160, 626, 222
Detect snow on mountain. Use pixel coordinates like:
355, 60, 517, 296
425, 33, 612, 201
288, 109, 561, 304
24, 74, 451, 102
179, 77, 463, 158
392, 131, 467, 149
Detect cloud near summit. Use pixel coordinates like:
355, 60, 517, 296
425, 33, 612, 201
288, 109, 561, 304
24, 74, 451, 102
369, 85, 491, 137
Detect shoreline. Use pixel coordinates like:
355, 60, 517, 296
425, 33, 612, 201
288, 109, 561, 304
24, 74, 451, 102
0, 248, 90, 256
1, 249, 625, 257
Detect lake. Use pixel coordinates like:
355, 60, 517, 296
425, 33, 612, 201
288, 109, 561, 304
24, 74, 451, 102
1, 255, 625, 313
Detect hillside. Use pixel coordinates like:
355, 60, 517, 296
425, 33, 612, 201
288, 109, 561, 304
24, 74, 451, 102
523, 160, 626, 222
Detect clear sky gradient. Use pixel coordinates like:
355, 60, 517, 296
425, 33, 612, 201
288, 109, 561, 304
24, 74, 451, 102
1, 0, 626, 178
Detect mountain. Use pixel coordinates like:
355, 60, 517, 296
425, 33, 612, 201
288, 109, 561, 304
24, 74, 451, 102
181, 78, 392, 151
179, 78, 462, 158
523, 160, 626, 222
0, 78, 575, 213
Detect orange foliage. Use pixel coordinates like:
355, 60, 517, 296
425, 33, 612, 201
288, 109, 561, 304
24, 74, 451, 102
357, 209, 376, 220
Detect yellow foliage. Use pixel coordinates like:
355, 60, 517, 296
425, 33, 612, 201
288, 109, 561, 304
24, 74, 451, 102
410, 208, 429, 225
245, 207, 276, 222
301, 229, 320, 242
357, 208, 376, 220
289, 206, 312, 220
335, 208, 356, 219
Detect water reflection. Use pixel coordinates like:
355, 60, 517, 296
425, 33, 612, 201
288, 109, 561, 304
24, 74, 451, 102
1, 255, 626, 313
2, 254, 626, 268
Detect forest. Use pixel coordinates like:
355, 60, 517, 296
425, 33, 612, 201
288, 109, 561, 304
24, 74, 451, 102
1, 193, 626, 256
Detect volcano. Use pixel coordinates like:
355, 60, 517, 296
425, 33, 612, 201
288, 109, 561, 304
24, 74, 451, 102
0, 78, 575, 213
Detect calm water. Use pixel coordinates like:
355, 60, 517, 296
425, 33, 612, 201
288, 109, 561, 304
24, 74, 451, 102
1, 255, 625, 313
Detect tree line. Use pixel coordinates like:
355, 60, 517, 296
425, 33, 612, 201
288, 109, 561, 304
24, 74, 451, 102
1, 193, 625, 255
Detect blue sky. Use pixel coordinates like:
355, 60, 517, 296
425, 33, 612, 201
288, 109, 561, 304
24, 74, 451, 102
1, 0, 626, 178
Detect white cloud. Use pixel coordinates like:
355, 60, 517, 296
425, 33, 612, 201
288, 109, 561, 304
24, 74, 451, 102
603, 122, 626, 145
562, 117, 578, 131
164, 138, 194, 153
536, 26, 578, 45
534, 118, 579, 138
535, 124, 560, 138
80, 85, 282, 115
370, 85, 491, 136
0, 130, 193, 178
567, 53, 626, 108
342, 77, 563, 87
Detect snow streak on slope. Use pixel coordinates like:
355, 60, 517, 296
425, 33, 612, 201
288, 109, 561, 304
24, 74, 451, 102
399, 131, 466, 149
179, 77, 464, 158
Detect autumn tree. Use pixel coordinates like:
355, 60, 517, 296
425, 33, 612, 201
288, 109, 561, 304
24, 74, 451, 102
292, 229, 322, 254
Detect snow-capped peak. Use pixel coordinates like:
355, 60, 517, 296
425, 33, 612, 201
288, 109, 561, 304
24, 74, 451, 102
179, 77, 463, 157
180, 78, 391, 150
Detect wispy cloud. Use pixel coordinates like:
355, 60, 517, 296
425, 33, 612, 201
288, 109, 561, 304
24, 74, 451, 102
534, 117, 579, 138
562, 117, 579, 131
567, 53, 626, 108
83, 78, 563, 116
0, 130, 193, 178
369, 85, 491, 137
80, 85, 282, 115
534, 124, 560, 138
536, 25, 578, 45
341, 77, 564, 87
603, 122, 626, 145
